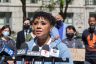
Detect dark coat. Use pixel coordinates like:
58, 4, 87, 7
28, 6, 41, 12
16, 29, 32, 49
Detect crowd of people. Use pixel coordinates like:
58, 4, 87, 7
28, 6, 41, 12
0, 11, 96, 64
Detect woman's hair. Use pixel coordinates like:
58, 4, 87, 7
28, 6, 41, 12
32, 11, 56, 26
0, 25, 11, 37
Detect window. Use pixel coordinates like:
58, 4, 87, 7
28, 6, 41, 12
65, 13, 74, 25
67, 0, 73, 5
0, 0, 10, 3
90, 12, 96, 17
26, 0, 38, 4
30, 0, 38, 3
28, 12, 34, 20
42, 0, 50, 5
85, 0, 96, 5
0, 12, 11, 25
57, 0, 73, 5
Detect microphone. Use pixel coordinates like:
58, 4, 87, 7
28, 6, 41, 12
3, 45, 14, 57
40, 45, 50, 64
17, 46, 28, 64
41, 44, 50, 57
27, 45, 40, 64
17, 48, 27, 55
17, 43, 28, 55
20, 43, 28, 49
27, 45, 40, 56
0, 55, 5, 64
0, 44, 14, 57
0, 45, 15, 64
50, 47, 59, 57
32, 45, 39, 51
50, 47, 59, 64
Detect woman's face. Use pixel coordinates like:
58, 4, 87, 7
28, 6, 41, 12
32, 17, 52, 38
2, 28, 10, 37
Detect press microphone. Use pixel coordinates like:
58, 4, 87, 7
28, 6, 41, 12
17, 42, 28, 55
27, 45, 40, 64
4, 45, 14, 57
17, 45, 28, 64
32, 45, 39, 51
0, 41, 16, 64
50, 47, 59, 57
27, 45, 40, 56
41, 44, 50, 57
0, 45, 15, 64
17, 48, 27, 55
20, 43, 28, 49
0, 55, 5, 64
0, 44, 14, 57
50, 47, 59, 64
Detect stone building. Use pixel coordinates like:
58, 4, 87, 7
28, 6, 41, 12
0, 0, 96, 33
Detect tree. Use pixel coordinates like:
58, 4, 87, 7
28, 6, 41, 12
20, 0, 26, 21
41, 0, 72, 21
60, 0, 72, 21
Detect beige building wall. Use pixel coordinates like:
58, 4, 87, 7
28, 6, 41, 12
0, 0, 96, 33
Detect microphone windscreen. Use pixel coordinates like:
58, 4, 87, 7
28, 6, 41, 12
32, 45, 39, 51
20, 43, 28, 49
41, 44, 50, 57
42, 44, 50, 51
50, 48, 59, 57
3, 45, 14, 57
27, 45, 40, 56
53, 47, 58, 50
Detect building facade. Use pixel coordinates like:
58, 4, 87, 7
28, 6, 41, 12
0, 0, 96, 33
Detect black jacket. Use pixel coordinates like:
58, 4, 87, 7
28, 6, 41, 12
16, 29, 32, 49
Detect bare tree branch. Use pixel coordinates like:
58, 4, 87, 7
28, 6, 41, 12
20, 0, 26, 22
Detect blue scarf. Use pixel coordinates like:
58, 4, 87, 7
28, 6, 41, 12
56, 21, 64, 40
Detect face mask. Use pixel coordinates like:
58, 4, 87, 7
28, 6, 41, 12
66, 33, 74, 40
57, 20, 63, 25
2, 31, 9, 37
23, 25, 30, 29
89, 25, 95, 33
56, 21, 63, 29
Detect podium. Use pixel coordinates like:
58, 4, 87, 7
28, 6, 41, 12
16, 54, 69, 64
1, 54, 69, 64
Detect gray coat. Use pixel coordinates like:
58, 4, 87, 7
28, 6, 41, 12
63, 38, 83, 48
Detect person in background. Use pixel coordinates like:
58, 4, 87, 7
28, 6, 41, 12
16, 18, 32, 49
63, 25, 83, 48
0, 25, 16, 64
25, 11, 73, 64
25, 20, 36, 42
51, 12, 68, 41
20, 21, 36, 49
82, 16, 96, 64
63, 25, 83, 64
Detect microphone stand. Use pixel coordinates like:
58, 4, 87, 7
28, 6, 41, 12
32, 57, 35, 64
21, 57, 25, 64
42, 57, 44, 64
52, 57, 55, 64
0, 55, 5, 64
